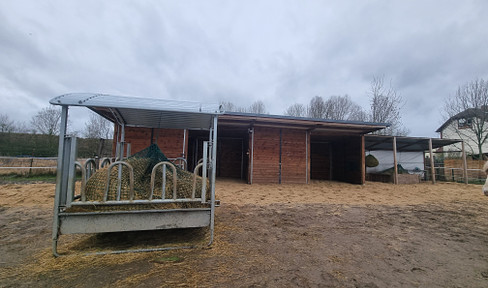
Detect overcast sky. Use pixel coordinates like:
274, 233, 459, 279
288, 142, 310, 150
1, 0, 487, 137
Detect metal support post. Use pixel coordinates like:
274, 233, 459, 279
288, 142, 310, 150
65, 137, 78, 208
208, 115, 218, 245
201, 142, 208, 203
393, 136, 398, 185
52, 105, 69, 257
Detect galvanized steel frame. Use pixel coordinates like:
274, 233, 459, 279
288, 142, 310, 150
50, 94, 221, 256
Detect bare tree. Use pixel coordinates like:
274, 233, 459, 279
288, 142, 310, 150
220, 101, 246, 113
348, 104, 369, 122
442, 78, 488, 158
84, 113, 113, 139
0, 113, 16, 132
323, 95, 367, 121
248, 100, 267, 114
368, 76, 408, 136
304, 95, 367, 121
30, 106, 62, 135
14, 121, 32, 133
307, 96, 327, 118
284, 103, 306, 117
220, 101, 236, 112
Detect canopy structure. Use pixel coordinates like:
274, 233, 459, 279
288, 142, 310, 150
49, 93, 222, 256
364, 135, 467, 184
365, 135, 463, 152
50, 93, 223, 130
221, 112, 389, 135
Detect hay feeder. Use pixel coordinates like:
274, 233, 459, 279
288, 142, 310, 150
50, 93, 222, 256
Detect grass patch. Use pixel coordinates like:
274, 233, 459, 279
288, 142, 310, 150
151, 256, 183, 264
0, 173, 57, 184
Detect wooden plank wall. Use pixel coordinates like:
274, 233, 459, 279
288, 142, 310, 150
281, 129, 307, 184
114, 127, 187, 158
251, 127, 308, 184
252, 127, 280, 183
344, 135, 363, 184
154, 129, 187, 158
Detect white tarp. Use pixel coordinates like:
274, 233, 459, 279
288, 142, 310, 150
366, 150, 424, 174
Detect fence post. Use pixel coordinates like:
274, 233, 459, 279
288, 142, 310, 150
28, 157, 34, 176
461, 141, 468, 184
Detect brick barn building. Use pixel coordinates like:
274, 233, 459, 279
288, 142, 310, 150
115, 112, 387, 185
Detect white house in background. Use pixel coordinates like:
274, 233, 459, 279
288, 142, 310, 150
436, 108, 488, 157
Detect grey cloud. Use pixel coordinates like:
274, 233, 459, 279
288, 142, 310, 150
1, 0, 488, 137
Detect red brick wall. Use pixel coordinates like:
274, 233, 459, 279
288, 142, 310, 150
113, 127, 187, 159
281, 129, 307, 184
251, 127, 280, 183
251, 127, 308, 184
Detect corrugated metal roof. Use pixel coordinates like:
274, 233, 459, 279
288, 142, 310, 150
224, 111, 390, 127
50, 93, 222, 130
219, 112, 389, 135
365, 135, 462, 152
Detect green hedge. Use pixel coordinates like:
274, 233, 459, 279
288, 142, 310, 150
0, 132, 112, 157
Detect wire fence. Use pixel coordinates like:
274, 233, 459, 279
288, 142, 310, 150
0, 156, 59, 176
0, 156, 188, 177
424, 166, 485, 184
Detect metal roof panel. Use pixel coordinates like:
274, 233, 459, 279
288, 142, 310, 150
50, 93, 222, 130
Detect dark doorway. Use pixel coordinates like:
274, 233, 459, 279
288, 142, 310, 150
311, 141, 331, 180
187, 128, 248, 181
217, 137, 245, 179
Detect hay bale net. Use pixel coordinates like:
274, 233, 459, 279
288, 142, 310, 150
84, 144, 209, 202
365, 154, 379, 168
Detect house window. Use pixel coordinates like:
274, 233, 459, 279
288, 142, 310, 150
458, 118, 472, 129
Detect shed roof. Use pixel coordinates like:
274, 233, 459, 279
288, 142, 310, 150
50, 93, 222, 130
220, 112, 389, 135
365, 135, 462, 152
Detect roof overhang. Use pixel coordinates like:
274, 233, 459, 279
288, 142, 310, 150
219, 112, 388, 135
365, 135, 463, 152
50, 93, 223, 130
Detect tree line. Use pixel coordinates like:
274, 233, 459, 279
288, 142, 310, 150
0, 108, 113, 139
3, 76, 486, 154
222, 76, 409, 136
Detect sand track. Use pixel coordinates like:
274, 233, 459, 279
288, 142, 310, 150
1, 180, 487, 287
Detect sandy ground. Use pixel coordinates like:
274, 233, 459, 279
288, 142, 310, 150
1, 179, 488, 287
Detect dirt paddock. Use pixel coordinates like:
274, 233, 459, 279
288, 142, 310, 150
1, 179, 488, 287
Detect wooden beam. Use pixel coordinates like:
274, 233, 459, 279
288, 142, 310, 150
249, 127, 254, 184
429, 138, 436, 184
462, 141, 468, 184
306, 130, 310, 184
361, 134, 366, 185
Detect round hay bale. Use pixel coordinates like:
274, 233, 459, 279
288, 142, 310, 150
84, 144, 210, 202
365, 154, 379, 168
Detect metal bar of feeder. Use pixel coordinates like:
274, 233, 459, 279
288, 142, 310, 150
74, 162, 87, 202
201, 142, 208, 203
192, 163, 203, 199
71, 199, 205, 206
105, 161, 134, 201
150, 162, 177, 200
